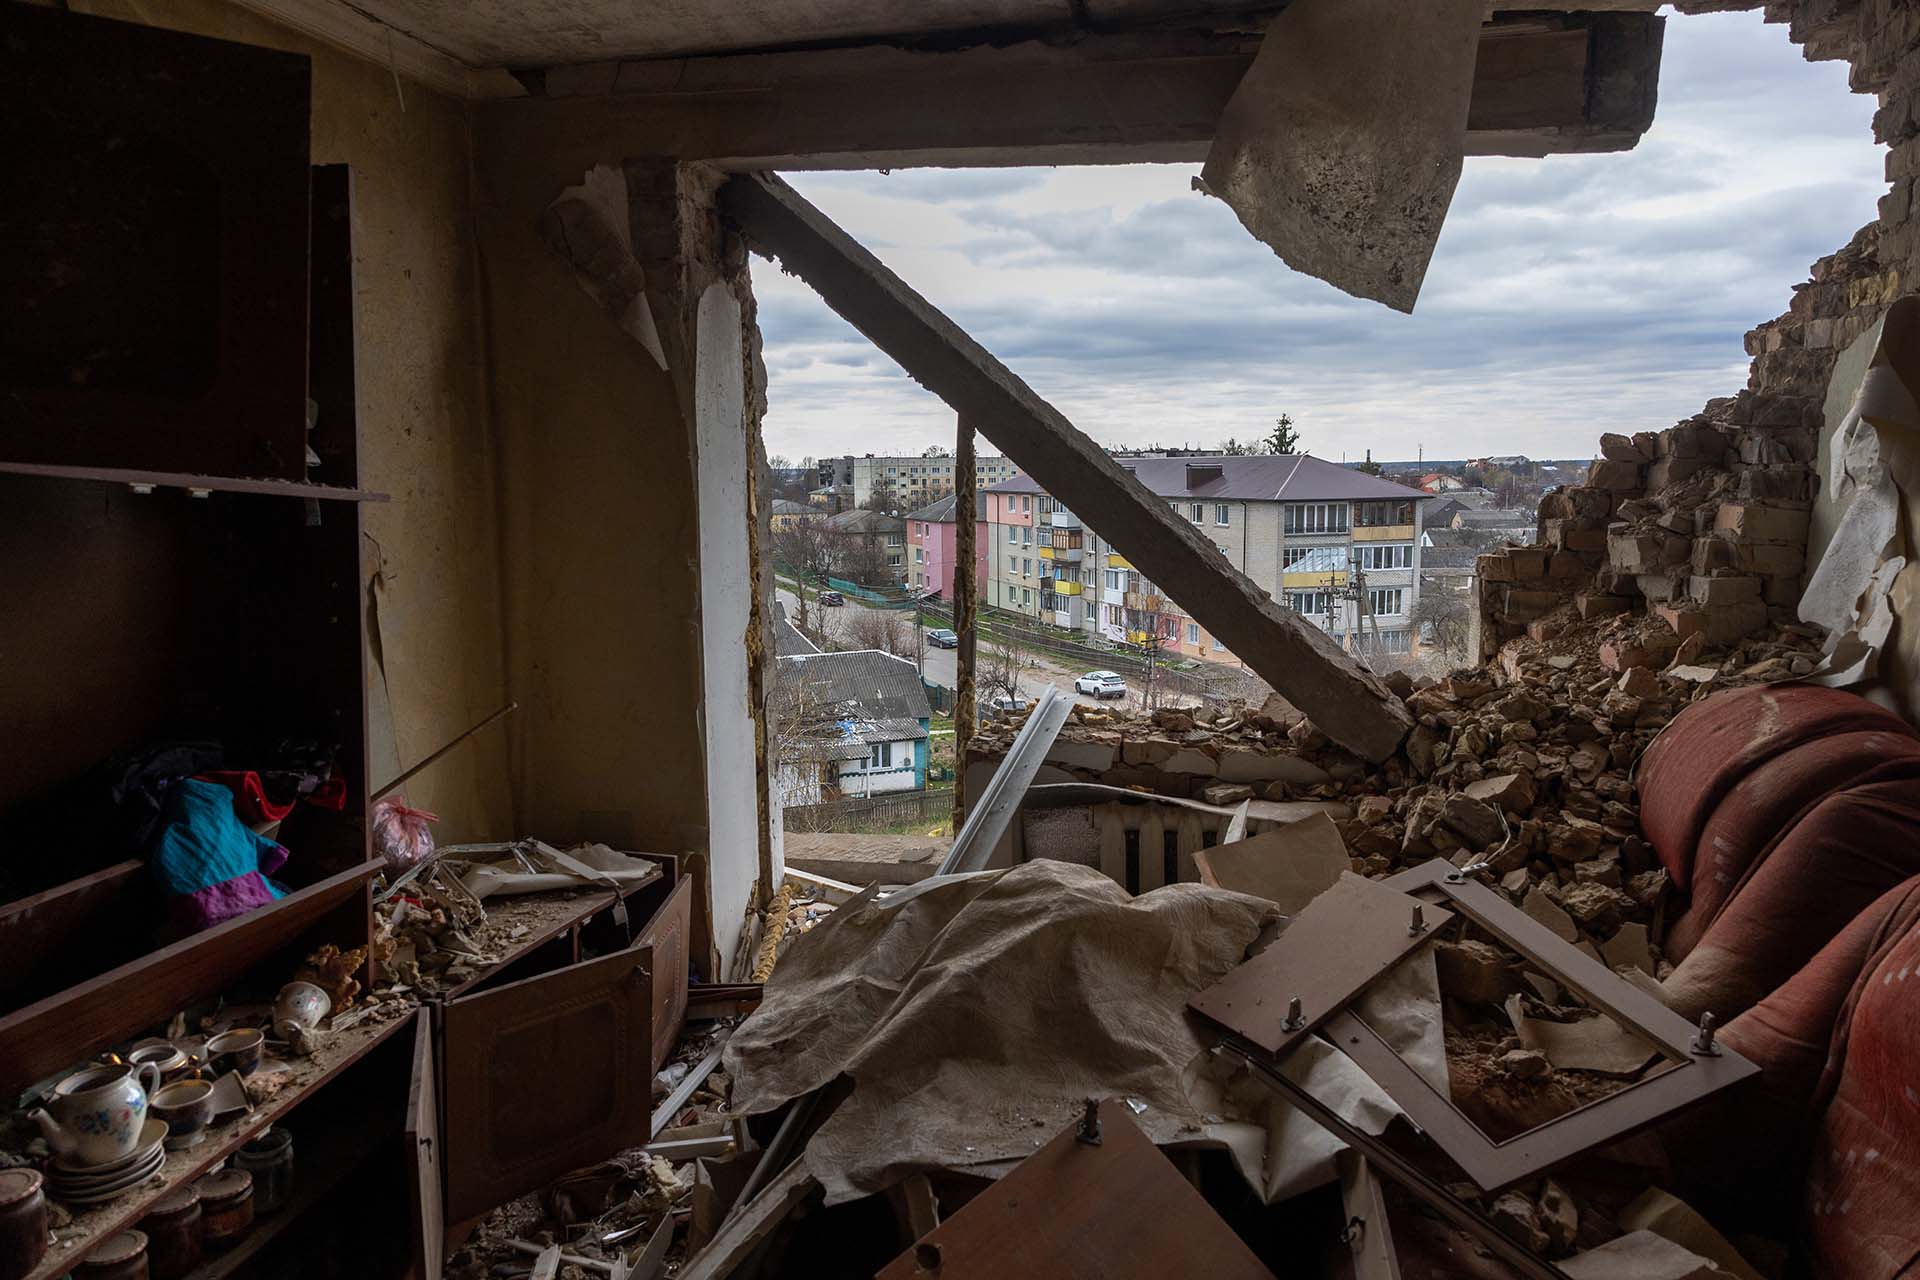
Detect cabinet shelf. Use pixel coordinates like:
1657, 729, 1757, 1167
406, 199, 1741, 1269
29, 1013, 414, 1280
0, 460, 388, 502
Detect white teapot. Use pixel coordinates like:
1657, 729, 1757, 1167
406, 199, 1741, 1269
30, 1062, 160, 1167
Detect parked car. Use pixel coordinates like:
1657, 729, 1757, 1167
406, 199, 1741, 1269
984, 693, 1028, 715
1074, 670, 1128, 699
819, 591, 846, 607
927, 628, 960, 649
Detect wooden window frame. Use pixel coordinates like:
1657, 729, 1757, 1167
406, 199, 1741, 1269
1329, 858, 1760, 1193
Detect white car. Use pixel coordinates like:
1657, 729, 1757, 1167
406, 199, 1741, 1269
1074, 670, 1127, 699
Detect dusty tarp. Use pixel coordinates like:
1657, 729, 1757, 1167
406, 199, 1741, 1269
725, 860, 1398, 1205
1199, 0, 1482, 312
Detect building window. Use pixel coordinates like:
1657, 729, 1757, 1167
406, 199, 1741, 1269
1022, 588, 1032, 605
1023, 558, 1032, 576
1368, 629, 1411, 654
1021, 495, 1032, 512
1187, 623, 1200, 643
1355, 500, 1415, 527
1007, 555, 1017, 574
1353, 543, 1414, 570
1105, 570, 1121, 590
1368, 588, 1406, 617
1287, 590, 1331, 617
1215, 504, 1231, 526
886, 533, 903, 547
1038, 528, 1053, 548
915, 547, 924, 562
870, 741, 893, 769
1189, 502, 1204, 522
1284, 502, 1350, 534
888, 553, 903, 568
1040, 497, 1055, 514
1283, 545, 1346, 572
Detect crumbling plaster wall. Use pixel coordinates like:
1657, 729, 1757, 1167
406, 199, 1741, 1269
1474, 0, 1920, 726
56, 0, 516, 840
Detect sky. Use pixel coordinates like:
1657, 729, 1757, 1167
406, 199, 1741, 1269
750, 9, 1885, 466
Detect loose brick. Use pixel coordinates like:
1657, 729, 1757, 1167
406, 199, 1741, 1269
1715, 503, 1811, 542
1689, 575, 1761, 606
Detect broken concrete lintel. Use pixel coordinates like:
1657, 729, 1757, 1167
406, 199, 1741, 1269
483, 15, 1664, 169
720, 173, 1415, 762
1202, 0, 1484, 312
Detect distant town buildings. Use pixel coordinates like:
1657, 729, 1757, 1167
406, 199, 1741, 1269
814, 452, 1022, 511
985, 455, 1431, 661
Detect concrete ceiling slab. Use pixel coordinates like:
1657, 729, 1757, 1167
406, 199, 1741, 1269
351, 0, 1078, 67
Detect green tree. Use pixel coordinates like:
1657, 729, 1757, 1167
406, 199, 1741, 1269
1217, 437, 1259, 456
1265, 414, 1301, 454
1356, 449, 1383, 476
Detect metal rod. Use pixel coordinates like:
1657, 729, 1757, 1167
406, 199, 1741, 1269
372, 700, 519, 800
1215, 1039, 1573, 1280
650, 1032, 731, 1139
938, 685, 1071, 875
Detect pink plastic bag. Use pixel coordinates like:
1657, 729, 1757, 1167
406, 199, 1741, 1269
371, 795, 438, 874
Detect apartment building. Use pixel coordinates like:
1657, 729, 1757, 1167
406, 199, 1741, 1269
986, 455, 1430, 660
905, 491, 989, 600
816, 452, 1022, 510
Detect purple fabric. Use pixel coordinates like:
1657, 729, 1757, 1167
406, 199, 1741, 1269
174, 871, 283, 933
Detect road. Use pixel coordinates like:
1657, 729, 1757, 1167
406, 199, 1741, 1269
774, 587, 1164, 710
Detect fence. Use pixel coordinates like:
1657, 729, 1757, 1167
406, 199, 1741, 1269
783, 786, 954, 834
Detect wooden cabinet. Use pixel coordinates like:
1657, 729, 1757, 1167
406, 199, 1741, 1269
0, 15, 706, 1276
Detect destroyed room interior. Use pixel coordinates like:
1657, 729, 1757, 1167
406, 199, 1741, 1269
3, 0, 1920, 1278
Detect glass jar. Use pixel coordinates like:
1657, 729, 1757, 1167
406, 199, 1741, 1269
0, 1167, 48, 1280
232, 1128, 294, 1215
195, 1169, 253, 1250
138, 1183, 203, 1280
74, 1229, 148, 1280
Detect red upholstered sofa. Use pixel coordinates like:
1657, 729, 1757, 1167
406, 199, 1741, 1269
1636, 684, 1920, 1020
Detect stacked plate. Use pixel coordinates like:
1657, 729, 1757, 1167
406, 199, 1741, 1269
46, 1119, 168, 1205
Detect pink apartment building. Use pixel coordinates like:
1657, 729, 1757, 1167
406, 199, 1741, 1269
905, 492, 988, 602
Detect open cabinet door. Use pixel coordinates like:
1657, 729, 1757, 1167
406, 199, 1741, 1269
638, 877, 693, 1073
441, 937, 657, 1224
406, 1007, 444, 1280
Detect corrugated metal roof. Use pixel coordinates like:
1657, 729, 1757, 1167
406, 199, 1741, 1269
775, 649, 932, 723
905, 492, 987, 522
986, 454, 1429, 503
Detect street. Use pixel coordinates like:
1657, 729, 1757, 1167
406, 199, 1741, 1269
774, 587, 1170, 710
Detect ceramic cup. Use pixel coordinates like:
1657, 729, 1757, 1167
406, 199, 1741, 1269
149, 1079, 217, 1151
128, 1041, 194, 1085
30, 1063, 160, 1167
270, 982, 331, 1041
206, 1029, 265, 1078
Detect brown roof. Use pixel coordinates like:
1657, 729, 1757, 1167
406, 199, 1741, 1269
987, 454, 1429, 503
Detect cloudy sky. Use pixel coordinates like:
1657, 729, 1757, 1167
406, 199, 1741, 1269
752, 10, 1883, 465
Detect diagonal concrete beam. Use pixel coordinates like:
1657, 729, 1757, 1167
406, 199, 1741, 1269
720, 174, 1415, 761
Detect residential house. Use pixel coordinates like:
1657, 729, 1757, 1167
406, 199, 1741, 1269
816, 453, 1022, 510
905, 491, 988, 601
772, 601, 821, 657
1450, 508, 1537, 541
770, 497, 819, 530
773, 649, 932, 803
1419, 472, 1466, 493
823, 507, 908, 583
986, 455, 1431, 659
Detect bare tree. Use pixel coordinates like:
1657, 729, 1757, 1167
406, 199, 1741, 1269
1412, 590, 1470, 663
979, 625, 1031, 713
840, 536, 896, 588
846, 607, 911, 657
773, 519, 835, 629
1134, 630, 1167, 712
770, 659, 848, 812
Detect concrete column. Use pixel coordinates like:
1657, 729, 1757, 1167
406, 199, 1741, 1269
952, 418, 977, 830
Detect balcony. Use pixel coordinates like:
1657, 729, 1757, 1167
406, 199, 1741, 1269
1351, 524, 1416, 543
1107, 552, 1133, 570
1050, 509, 1081, 529
1054, 579, 1083, 596
1050, 544, 1083, 562
1124, 591, 1164, 613
1282, 569, 1348, 589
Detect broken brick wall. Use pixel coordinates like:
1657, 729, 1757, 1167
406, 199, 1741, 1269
1476, 0, 1919, 663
